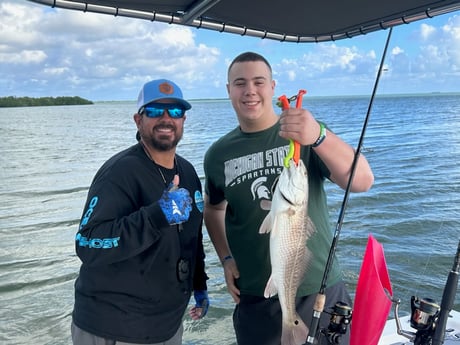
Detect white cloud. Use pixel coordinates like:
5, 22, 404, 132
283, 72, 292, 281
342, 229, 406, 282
417, 15, 460, 72
381, 15, 460, 93
0, 50, 47, 64
420, 23, 436, 40
367, 50, 376, 59
287, 70, 296, 81
1, 2, 459, 98
43, 66, 69, 75
0, 1, 221, 99
442, 15, 460, 70
391, 46, 404, 55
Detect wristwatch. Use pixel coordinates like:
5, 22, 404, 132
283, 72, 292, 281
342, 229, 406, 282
312, 121, 326, 147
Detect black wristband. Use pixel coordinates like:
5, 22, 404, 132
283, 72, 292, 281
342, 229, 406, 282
221, 255, 233, 265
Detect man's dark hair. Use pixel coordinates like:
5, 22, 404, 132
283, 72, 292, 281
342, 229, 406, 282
227, 52, 272, 79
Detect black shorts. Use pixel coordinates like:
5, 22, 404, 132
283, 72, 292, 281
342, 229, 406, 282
233, 281, 352, 345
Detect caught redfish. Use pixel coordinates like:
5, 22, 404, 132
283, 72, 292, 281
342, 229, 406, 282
259, 159, 315, 345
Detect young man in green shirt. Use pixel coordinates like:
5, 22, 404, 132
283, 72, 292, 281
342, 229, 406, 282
204, 52, 374, 345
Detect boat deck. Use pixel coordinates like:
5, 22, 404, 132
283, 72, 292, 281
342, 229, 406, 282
379, 310, 460, 344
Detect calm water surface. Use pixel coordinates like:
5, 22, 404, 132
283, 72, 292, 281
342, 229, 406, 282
1, 94, 459, 344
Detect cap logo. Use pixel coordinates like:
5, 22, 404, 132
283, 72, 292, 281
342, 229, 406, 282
159, 82, 174, 95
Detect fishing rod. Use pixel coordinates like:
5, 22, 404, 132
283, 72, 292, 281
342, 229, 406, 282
432, 239, 460, 345
305, 26, 394, 345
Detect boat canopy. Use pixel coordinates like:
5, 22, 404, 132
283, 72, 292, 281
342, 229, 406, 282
28, 0, 460, 43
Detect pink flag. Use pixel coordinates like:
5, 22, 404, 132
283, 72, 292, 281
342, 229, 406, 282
350, 234, 393, 345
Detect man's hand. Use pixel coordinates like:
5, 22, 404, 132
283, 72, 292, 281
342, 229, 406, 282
223, 258, 241, 303
189, 290, 209, 320
278, 107, 320, 146
159, 175, 192, 225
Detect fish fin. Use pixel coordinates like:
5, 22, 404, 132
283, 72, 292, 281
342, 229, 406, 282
263, 275, 278, 298
305, 216, 316, 237
302, 249, 313, 273
259, 213, 272, 234
281, 314, 309, 345
260, 199, 272, 211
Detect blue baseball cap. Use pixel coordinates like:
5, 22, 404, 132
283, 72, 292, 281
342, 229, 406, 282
136, 79, 192, 113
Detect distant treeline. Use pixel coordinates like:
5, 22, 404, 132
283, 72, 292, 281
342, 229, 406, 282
0, 96, 93, 107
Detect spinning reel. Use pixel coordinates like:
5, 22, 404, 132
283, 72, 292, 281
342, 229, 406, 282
321, 301, 353, 344
392, 296, 440, 345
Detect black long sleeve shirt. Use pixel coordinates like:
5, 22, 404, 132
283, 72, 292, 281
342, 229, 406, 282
72, 143, 207, 343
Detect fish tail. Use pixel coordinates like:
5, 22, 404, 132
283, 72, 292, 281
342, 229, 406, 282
263, 275, 278, 298
259, 213, 272, 234
281, 314, 308, 345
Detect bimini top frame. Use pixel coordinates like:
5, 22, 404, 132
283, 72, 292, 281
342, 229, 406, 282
28, 0, 460, 43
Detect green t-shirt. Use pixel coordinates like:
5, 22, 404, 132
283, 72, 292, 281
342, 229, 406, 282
204, 121, 342, 297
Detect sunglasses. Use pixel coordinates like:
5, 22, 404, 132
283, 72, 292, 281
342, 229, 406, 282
141, 103, 186, 119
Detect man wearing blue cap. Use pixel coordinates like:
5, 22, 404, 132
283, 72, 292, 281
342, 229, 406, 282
71, 79, 209, 345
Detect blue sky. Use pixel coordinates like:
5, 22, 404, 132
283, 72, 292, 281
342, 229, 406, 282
1, 1, 459, 101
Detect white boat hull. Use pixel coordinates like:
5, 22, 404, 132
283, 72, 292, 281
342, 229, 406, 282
379, 310, 460, 344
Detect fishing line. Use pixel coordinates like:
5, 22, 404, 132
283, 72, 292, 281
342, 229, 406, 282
410, 221, 445, 300
394, 217, 448, 314
305, 27, 394, 345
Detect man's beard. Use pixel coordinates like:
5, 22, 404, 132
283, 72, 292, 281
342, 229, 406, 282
148, 125, 183, 151
149, 134, 181, 151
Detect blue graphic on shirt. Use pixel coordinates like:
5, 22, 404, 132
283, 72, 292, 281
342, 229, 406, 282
76, 233, 120, 249
195, 190, 204, 213
79, 196, 98, 230
76, 195, 120, 249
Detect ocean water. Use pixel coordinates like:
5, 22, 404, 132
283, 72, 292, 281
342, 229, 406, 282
0, 94, 459, 345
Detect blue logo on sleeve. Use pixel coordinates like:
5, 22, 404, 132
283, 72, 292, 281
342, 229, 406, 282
80, 196, 98, 230
194, 190, 204, 213
76, 195, 121, 249
75, 233, 120, 249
